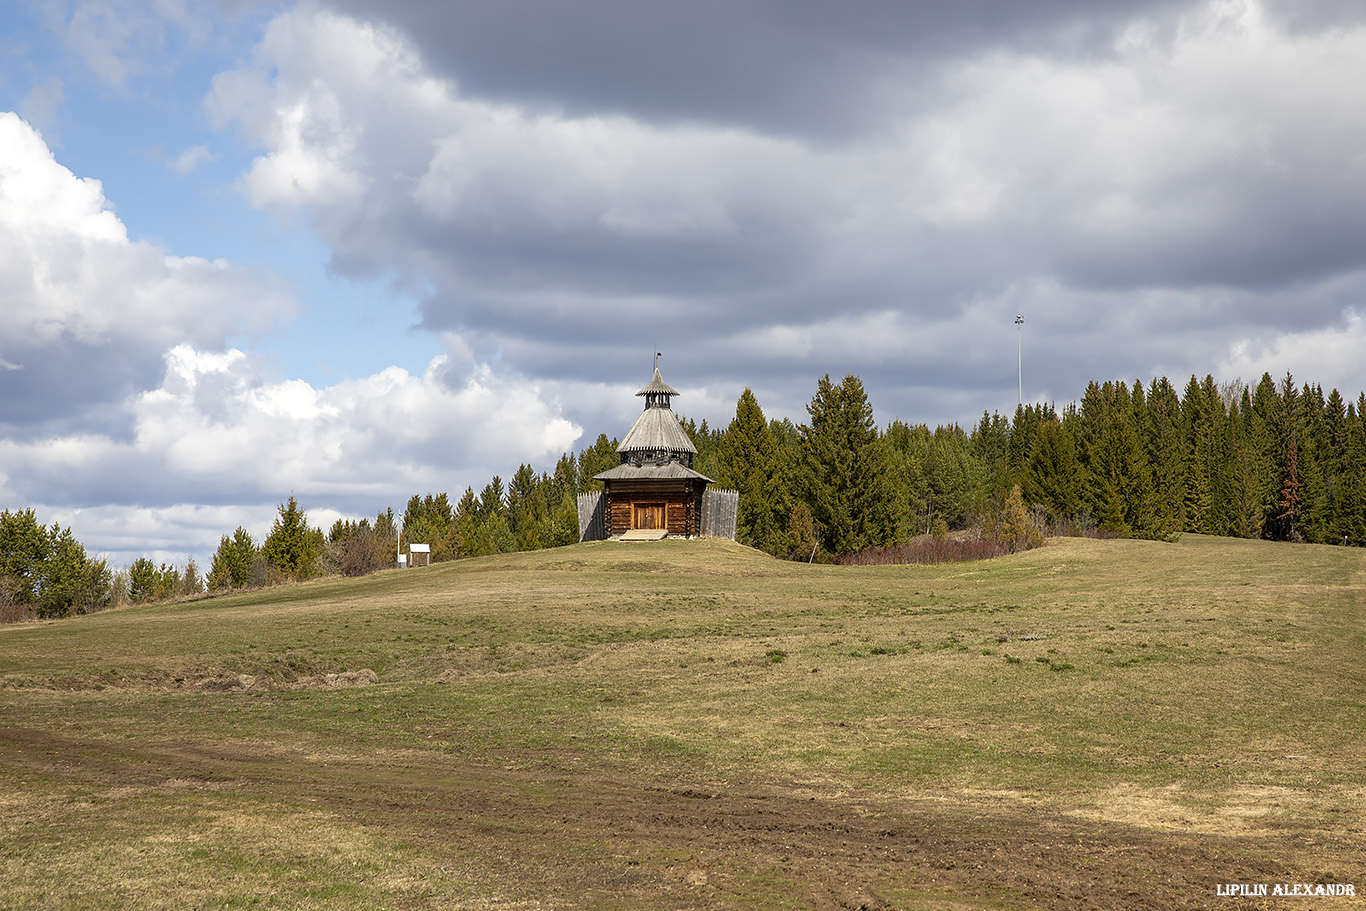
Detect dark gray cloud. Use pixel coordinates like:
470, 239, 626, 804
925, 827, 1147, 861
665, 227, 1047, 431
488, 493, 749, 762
207, 0, 1366, 439
6, 0, 1363, 571
0, 337, 155, 441
321, 0, 1193, 138
1271, 0, 1366, 31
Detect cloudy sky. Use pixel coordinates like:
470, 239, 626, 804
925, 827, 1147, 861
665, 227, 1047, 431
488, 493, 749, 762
3, 0, 1366, 568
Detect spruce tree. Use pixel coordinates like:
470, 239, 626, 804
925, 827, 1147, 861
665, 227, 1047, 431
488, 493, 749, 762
923, 425, 985, 531
883, 420, 932, 537
402, 493, 454, 557
1274, 436, 1304, 542
1081, 383, 1166, 538
971, 410, 1013, 502
1321, 388, 1350, 541
1296, 383, 1328, 542
1249, 373, 1284, 535
262, 497, 323, 582
506, 464, 547, 550
549, 453, 580, 503
1007, 404, 1052, 475
1001, 484, 1042, 553
1023, 418, 1081, 524
798, 374, 902, 555
786, 500, 820, 562
550, 494, 582, 547
1341, 399, 1366, 545
479, 477, 507, 520
128, 557, 159, 603
1144, 377, 1186, 530
182, 557, 202, 596
209, 526, 258, 589
576, 434, 619, 491
452, 489, 478, 556
717, 389, 787, 555
1180, 375, 1220, 533
1223, 403, 1266, 539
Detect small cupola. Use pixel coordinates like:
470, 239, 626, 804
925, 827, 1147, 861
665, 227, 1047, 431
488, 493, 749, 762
637, 367, 680, 409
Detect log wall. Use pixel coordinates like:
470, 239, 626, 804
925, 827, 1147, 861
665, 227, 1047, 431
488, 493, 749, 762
603, 479, 705, 537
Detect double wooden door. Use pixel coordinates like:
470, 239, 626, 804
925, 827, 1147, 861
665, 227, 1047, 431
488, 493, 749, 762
632, 502, 666, 530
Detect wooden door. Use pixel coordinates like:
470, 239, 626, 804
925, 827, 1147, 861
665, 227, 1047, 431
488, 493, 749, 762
633, 502, 665, 530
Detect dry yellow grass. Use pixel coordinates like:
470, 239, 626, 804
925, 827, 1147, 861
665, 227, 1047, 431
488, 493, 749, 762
1, 533, 1362, 909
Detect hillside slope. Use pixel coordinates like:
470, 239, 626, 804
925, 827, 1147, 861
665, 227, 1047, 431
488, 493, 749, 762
1, 535, 1363, 909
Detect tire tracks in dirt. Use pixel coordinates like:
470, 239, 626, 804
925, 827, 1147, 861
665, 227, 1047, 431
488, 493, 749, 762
0, 726, 1317, 909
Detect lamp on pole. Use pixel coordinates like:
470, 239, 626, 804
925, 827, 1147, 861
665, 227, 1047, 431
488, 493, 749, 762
1015, 315, 1025, 407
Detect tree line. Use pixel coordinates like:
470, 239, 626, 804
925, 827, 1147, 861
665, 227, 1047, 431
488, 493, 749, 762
207, 369, 1366, 590
6, 370, 1365, 618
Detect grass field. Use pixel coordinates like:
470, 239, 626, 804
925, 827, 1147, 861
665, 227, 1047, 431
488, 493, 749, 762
1, 534, 1362, 909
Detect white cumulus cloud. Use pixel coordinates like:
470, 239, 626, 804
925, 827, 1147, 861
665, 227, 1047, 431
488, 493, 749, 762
0, 341, 581, 566
0, 108, 580, 567
0, 111, 292, 431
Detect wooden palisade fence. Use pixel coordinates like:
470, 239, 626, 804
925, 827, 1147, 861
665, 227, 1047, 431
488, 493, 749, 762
578, 492, 605, 542
701, 488, 738, 540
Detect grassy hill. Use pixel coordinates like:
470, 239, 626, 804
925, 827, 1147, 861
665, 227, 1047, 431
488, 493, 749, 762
1, 535, 1362, 909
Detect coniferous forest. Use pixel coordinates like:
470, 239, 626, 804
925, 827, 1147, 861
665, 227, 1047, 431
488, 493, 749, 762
6, 369, 1366, 618
289, 369, 1366, 582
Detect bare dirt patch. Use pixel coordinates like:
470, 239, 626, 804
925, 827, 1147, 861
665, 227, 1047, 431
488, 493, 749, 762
2, 726, 1339, 910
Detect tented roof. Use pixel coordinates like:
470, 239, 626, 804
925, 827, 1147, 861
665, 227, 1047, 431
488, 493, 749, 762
617, 405, 697, 454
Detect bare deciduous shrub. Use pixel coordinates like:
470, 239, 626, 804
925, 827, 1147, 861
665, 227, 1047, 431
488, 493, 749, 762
0, 576, 30, 624
323, 527, 393, 577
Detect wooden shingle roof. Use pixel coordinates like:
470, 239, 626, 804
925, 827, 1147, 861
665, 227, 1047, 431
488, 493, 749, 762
617, 405, 697, 454
613, 366, 696, 455
636, 367, 679, 397
593, 462, 712, 482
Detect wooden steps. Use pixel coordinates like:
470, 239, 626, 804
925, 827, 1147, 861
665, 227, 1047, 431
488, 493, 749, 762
617, 529, 669, 541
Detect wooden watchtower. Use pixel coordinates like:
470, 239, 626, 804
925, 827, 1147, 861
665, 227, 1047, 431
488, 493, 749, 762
593, 367, 712, 537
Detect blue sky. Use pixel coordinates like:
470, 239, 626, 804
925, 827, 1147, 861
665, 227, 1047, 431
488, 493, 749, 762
4, 0, 1366, 569
1, 1, 438, 387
